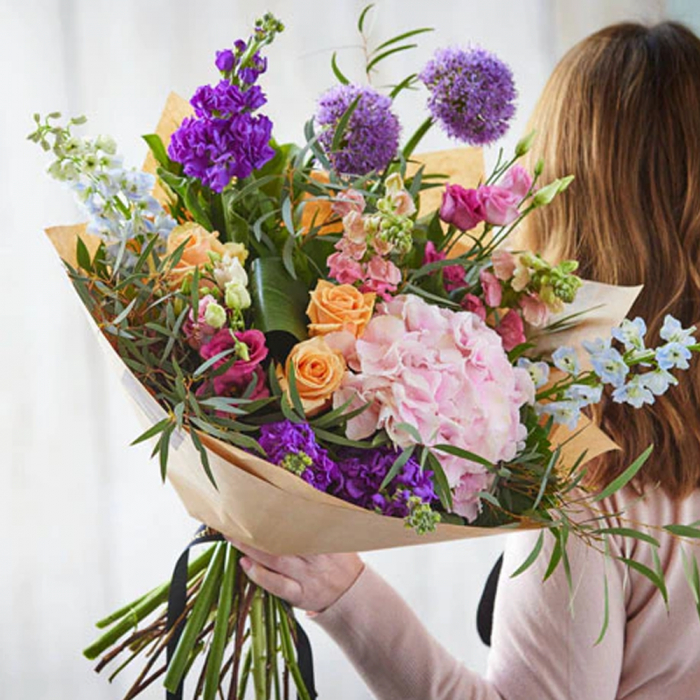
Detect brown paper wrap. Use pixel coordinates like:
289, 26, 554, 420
43, 97, 639, 554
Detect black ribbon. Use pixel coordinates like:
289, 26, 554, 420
476, 553, 503, 647
166, 525, 317, 700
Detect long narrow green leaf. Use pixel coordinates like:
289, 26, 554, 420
331, 95, 362, 152
130, 418, 171, 446
426, 451, 453, 511
331, 51, 350, 84
594, 445, 653, 502
595, 538, 611, 645
379, 446, 415, 491
164, 543, 226, 692
366, 44, 418, 73
511, 530, 545, 578
190, 429, 217, 488
542, 531, 563, 582
357, 3, 374, 32
193, 347, 237, 378
664, 524, 700, 539
619, 556, 669, 606
433, 443, 494, 470
597, 527, 660, 548
681, 547, 700, 619
373, 28, 434, 54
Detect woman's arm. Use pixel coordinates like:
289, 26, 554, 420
234, 529, 626, 700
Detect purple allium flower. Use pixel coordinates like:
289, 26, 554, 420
216, 49, 235, 73
315, 84, 401, 176
419, 47, 517, 145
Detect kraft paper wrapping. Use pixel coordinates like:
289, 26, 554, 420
43, 95, 637, 554
45, 224, 630, 554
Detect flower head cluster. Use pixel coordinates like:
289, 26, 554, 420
169, 26, 279, 192
31, 114, 175, 254
333, 294, 534, 521
257, 421, 438, 529
327, 174, 415, 299
420, 47, 517, 145
315, 84, 401, 175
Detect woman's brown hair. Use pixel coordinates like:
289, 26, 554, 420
521, 21, 700, 499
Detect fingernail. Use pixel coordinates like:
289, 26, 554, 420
240, 557, 252, 571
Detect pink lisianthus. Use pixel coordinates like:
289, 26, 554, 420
183, 295, 218, 350
328, 251, 365, 285
360, 256, 402, 300
500, 165, 533, 200
440, 183, 486, 231
332, 189, 366, 217
480, 269, 503, 308
461, 293, 487, 321
519, 293, 549, 327
479, 186, 520, 226
491, 249, 517, 281
335, 294, 534, 521
199, 328, 269, 396
496, 309, 526, 351
423, 241, 466, 291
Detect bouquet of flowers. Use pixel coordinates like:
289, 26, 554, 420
33, 8, 700, 700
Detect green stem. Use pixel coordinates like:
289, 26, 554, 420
95, 548, 214, 629
402, 117, 434, 161
164, 543, 227, 693
237, 648, 253, 700
203, 546, 239, 700
250, 588, 267, 700
276, 601, 312, 700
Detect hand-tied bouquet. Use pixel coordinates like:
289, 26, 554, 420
32, 8, 700, 700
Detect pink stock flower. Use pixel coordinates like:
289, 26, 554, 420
439, 183, 486, 231
391, 190, 417, 217
336, 295, 534, 521
342, 211, 367, 245
480, 269, 503, 308
461, 293, 487, 321
491, 249, 517, 281
332, 189, 366, 217
500, 165, 533, 200
328, 251, 365, 285
479, 186, 521, 226
199, 328, 269, 396
360, 256, 402, 300
496, 309, 526, 351
183, 295, 218, 350
519, 294, 549, 327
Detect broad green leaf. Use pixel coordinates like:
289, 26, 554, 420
142, 134, 171, 168
249, 257, 309, 354
76, 236, 93, 271
594, 445, 653, 502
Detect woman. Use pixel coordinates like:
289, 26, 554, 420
233, 22, 700, 699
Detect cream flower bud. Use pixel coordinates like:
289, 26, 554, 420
214, 254, 248, 290
204, 301, 227, 329
225, 281, 251, 310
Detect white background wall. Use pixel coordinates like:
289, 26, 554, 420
2, 1, 695, 698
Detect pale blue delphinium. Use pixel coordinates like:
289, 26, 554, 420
639, 368, 679, 396
612, 375, 655, 408
537, 400, 584, 430
589, 347, 629, 387
552, 346, 580, 375
583, 337, 612, 355
660, 315, 697, 346
611, 317, 647, 351
517, 358, 550, 388
656, 342, 693, 371
565, 383, 603, 405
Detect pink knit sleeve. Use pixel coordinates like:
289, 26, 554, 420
313, 530, 626, 700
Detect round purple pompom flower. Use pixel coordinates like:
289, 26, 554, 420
315, 84, 401, 176
420, 47, 517, 145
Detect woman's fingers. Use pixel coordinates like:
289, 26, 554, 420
229, 540, 307, 579
240, 557, 303, 605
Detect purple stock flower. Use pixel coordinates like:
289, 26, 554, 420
420, 47, 517, 145
315, 84, 401, 176
256, 421, 437, 518
215, 49, 235, 73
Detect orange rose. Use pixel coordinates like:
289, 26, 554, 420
283, 336, 346, 416
165, 222, 226, 286
307, 280, 375, 338
299, 171, 344, 236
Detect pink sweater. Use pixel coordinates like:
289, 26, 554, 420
313, 489, 700, 699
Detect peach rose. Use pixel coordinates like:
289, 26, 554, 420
307, 280, 375, 338
165, 222, 226, 286
283, 336, 347, 416
299, 171, 344, 236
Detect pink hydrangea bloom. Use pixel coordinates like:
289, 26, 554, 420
497, 309, 526, 351
334, 294, 534, 521
480, 269, 503, 308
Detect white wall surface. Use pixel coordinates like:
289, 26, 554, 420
0, 1, 684, 698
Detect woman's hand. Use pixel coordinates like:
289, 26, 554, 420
228, 540, 364, 613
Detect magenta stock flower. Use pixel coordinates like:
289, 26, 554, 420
497, 309, 526, 351
461, 293, 487, 321
199, 328, 269, 396
334, 295, 533, 521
